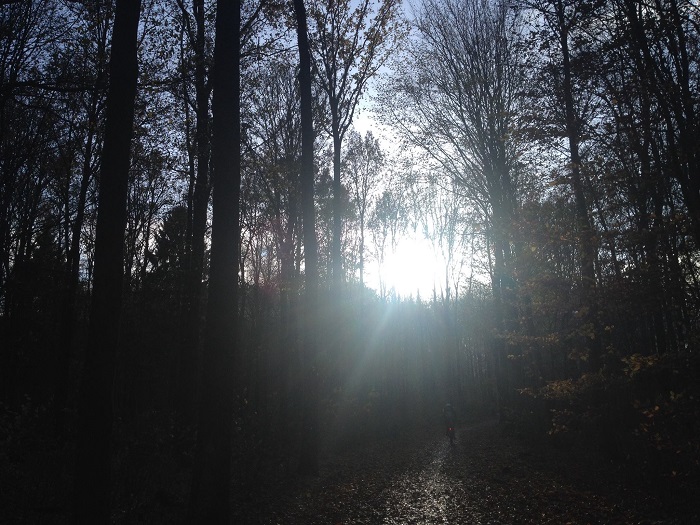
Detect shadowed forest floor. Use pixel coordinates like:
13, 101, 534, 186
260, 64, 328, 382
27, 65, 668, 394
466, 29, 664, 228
232, 419, 698, 524
3, 417, 698, 523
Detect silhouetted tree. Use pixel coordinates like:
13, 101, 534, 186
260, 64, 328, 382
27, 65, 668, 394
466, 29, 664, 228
173, 0, 213, 426
519, 0, 604, 370
378, 0, 527, 408
187, 0, 241, 520
74, 0, 141, 521
293, 0, 321, 476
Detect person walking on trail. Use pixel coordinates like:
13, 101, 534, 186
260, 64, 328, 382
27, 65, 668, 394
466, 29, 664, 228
443, 402, 456, 443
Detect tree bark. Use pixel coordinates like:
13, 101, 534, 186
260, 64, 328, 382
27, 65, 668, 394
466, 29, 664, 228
176, 0, 211, 427
293, 0, 320, 476
187, 0, 240, 520
73, 0, 141, 522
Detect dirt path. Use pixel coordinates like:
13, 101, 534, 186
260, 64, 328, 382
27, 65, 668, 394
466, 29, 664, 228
235, 419, 695, 524
380, 437, 481, 524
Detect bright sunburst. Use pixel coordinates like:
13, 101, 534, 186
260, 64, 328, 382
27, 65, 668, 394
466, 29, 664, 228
368, 234, 445, 300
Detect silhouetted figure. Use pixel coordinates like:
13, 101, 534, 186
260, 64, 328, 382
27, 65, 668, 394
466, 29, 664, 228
443, 402, 456, 444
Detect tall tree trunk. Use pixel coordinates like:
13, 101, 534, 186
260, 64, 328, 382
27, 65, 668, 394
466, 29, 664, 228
293, 0, 321, 476
73, 0, 141, 521
331, 110, 342, 289
555, 0, 600, 371
176, 0, 211, 427
491, 231, 510, 419
187, 0, 240, 520
279, 187, 299, 435
359, 214, 365, 288
54, 92, 100, 438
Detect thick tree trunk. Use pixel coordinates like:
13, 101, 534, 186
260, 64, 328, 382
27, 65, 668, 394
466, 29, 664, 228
293, 0, 320, 476
187, 0, 240, 521
73, 0, 141, 522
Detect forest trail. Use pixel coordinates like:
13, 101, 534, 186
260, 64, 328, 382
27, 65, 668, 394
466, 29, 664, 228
379, 426, 485, 524
236, 418, 695, 524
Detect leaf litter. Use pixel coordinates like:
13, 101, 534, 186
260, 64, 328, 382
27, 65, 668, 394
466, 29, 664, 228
232, 419, 698, 524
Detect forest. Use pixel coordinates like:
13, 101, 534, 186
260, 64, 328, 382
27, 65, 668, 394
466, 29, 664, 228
1, 0, 699, 522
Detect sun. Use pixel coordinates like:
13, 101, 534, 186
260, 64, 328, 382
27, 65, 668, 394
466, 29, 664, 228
368, 234, 445, 299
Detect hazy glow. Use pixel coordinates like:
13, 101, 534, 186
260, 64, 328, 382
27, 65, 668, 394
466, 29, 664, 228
368, 234, 445, 299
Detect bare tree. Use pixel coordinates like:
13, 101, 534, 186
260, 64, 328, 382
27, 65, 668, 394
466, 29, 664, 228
343, 129, 384, 288
377, 0, 525, 302
377, 0, 527, 410
307, 0, 405, 288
